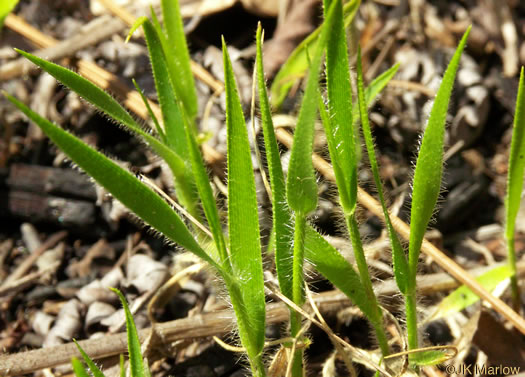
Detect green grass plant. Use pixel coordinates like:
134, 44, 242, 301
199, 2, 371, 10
505, 66, 525, 312
6, 0, 524, 373
71, 289, 149, 377
405, 27, 470, 359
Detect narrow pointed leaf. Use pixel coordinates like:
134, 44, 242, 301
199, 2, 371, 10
271, 0, 360, 109
256, 25, 293, 300
223, 38, 266, 359
73, 340, 105, 377
408, 27, 471, 288
142, 19, 188, 158
304, 226, 380, 323
286, 0, 338, 215
356, 49, 408, 294
505, 66, 525, 307
182, 108, 229, 267
71, 357, 91, 377
160, 0, 198, 120
15, 50, 187, 181
110, 288, 145, 377
132, 78, 166, 144
141, 19, 200, 219
433, 265, 512, 320
322, 0, 357, 214
5, 93, 220, 271
410, 349, 455, 366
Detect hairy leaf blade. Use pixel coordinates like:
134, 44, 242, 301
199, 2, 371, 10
270, 0, 360, 109
141, 19, 200, 219
256, 25, 294, 300
15, 50, 187, 181
111, 289, 145, 377
408, 27, 471, 287
160, 0, 198, 121
304, 226, 378, 322
182, 108, 229, 267
286, 0, 339, 214
71, 357, 91, 377
132, 78, 166, 144
505, 66, 525, 308
356, 49, 408, 294
142, 19, 188, 158
73, 340, 105, 377
322, 0, 357, 214
223, 38, 266, 360
5, 93, 220, 271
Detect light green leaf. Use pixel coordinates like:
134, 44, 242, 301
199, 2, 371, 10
256, 25, 294, 301
71, 357, 92, 377
15, 50, 187, 183
0, 0, 18, 30
505, 66, 525, 308
408, 26, 471, 287
4, 93, 221, 271
270, 0, 360, 109
406, 26, 470, 354
356, 49, 408, 295
131, 78, 166, 144
433, 265, 512, 320
141, 18, 200, 220
110, 288, 146, 377
286, 0, 338, 215
223, 37, 266, 366
160, 0, 198, 121
304, 226, 379, 323
322, 0, 357, 215
182, 107, 229, 267
409, 349, 456, 366
73, 340, 106, 377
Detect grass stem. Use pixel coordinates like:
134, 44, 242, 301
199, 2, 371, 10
346, 214, 390, 355
291, 214, 307, 376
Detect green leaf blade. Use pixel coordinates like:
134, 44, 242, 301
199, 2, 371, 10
223, 38, 266, 360
5, 93, 220, 271
160, 0, 199, 121
505, 66, 525, 308
270, 0, 360, 109
73, 340, 106, 377
408, 26, 471, 287
322, 0, 357, 214
256, 25, 294, 301
434, 265, 513, 320
356, 49, 408, 294
286, 0, 340, 215
142, 19, 188, 158
71, 357, 91, 377
304, 226, 377, 322
110, 288, 146, 377
0, 0, 18, 30
15, 49, 188, 182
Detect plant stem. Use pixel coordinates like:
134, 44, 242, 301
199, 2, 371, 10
405, 289, 418, 352
346, 214, 390, 355
249, 355, 267, 377
291, 214, 307, 376
507, 236, 521, 312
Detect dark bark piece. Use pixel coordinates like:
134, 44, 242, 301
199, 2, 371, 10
7, 163, 96, 200
2, 190, 95, 227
